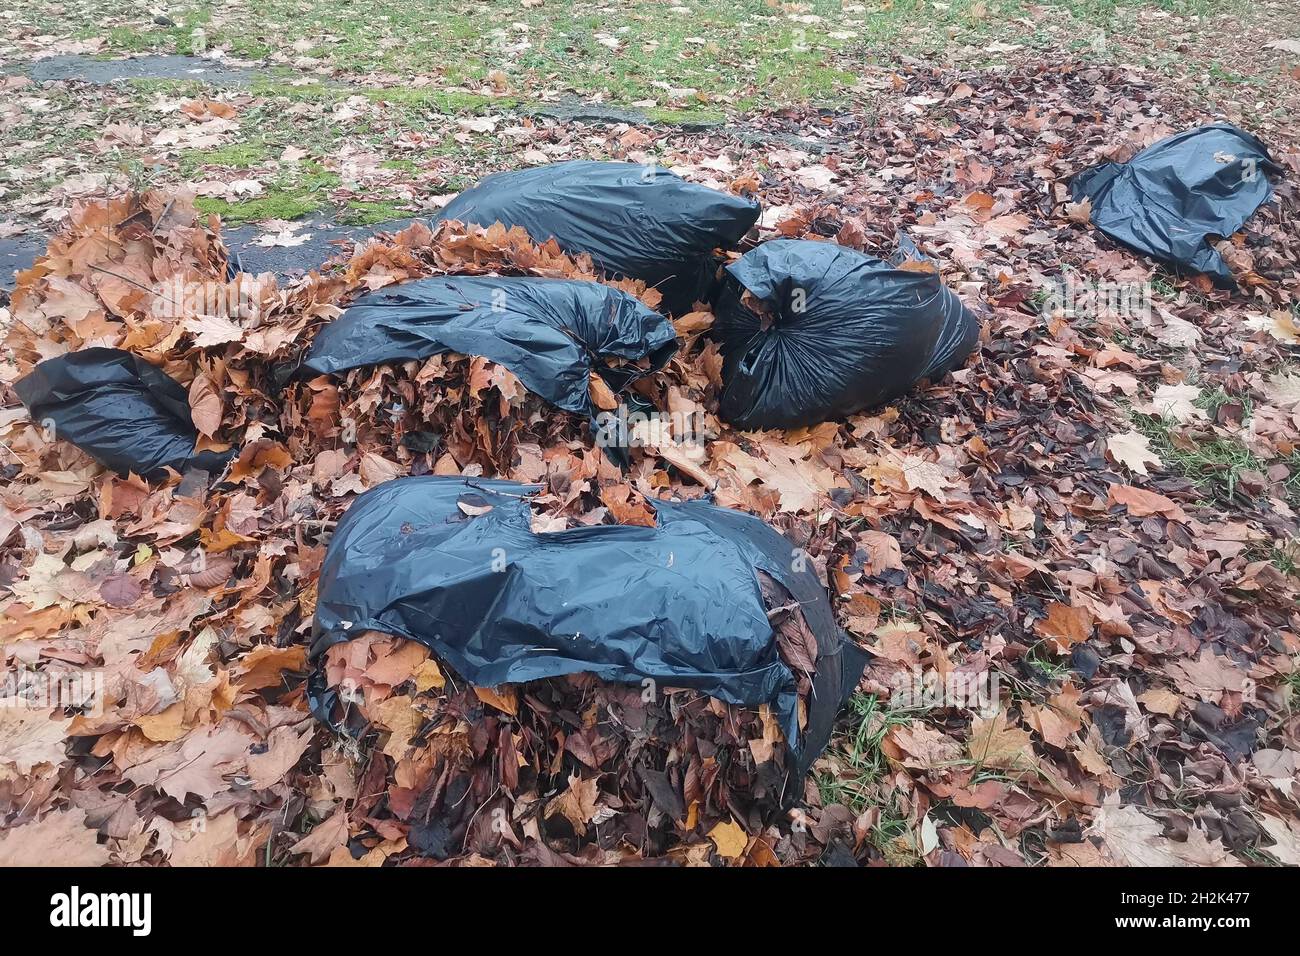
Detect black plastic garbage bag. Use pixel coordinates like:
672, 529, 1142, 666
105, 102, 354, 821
1070, 123, 1281, 285
892, 232, 981, 381
433, 160, 761, 313
308, 476, 867, 779
298, 276, 676, 418
713, 238, 980, 430
14, 347, 233, 479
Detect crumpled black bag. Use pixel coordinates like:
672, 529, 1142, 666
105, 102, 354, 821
14, 347, 233, 480
298, 276, 677, 418
713, 238, 980, 430
308, 476, 867, 779
1070, 123, 1281, 285
433, 160, 761, 313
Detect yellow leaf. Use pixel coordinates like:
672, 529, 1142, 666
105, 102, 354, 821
414, 659, 445, 692
135, 702, 187, 742
236, 644, 308, 691
474, 685, 518, 716
1138, 688, 1181, 716
968, 713, 1034, 769
708, 818, 748, 859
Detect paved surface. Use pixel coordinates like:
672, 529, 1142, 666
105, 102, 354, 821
0, 234, 47, 286
2, 213, 422, 289
223, 214, 422, 277
23, 53, 256, 86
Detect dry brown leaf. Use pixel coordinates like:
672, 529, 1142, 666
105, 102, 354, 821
188, 371, 224, 438
290, 805, 349, 865
546, 773, 601, 835
474, 685, 518, 716
967, 713, 1034, 769
1034, 601, 1094, 653
0, 707, 72, 773
1137, 688, 1181, 716
236, 645, 308, 690
0, 808, 110, 866
1106, 430, 1162, 476
1107, 484, 1188, 522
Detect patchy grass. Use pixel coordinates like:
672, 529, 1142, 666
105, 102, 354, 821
817, 693, 915, 810
250, 78, 344, 103
194, 191, 321, 223
1272, 545, 1298, 576
1026, 645, 1074, 681
124, 77, 212, 97
1134, 412, 1260, 504
3, 0, 1281, 234
21, 0, 1253, 111
360, 88, 510, 114
193, 159, 340, 223
340, 200, 413, 225
1129, 400, 1300, 507
1284, 668, 1300, 708
816, 693, 937, 864
179, 140, 273, 173
643, 106, 726, 126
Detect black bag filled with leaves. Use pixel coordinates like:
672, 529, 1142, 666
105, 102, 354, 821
297, 275, 676, 419
1069, 123, 1281, 285
14, 347, 233, 480
713, 238, 980, 430
432, 160, 761, 313
308, 476, 867, 780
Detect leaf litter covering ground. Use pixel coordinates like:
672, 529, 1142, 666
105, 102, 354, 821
1, 61, 1300, 868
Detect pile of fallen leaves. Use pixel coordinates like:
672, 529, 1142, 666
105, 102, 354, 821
2, 60, 1300, 867
275, 222, 670, 483
318, 632, 807, 865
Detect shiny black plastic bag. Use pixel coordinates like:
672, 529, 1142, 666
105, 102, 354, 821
1070, 123, 1280, 285
308, 477, 867, 779
14, 347, 233, 479
714, 238, 979, 430
433, 161, 761, 313
299, 276, 677, 418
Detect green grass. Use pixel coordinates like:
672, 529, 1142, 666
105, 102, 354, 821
1125, 378, 1300, 508
360, 88, 509, 114
194, 191, 322, 223
817, 693, 916, 812
1272, 543, 1299, 577
1026, 645, 1073, 680
125, 77, 210, 95
105, 26, 159, 53
1244, 536, 1300, 579
3, 0, 1265, 233
180, 140, 274, 173
340, 200, 412, 225
1283, 668, 1300, 704
815, 693, 939, 863
16, 0, 1260, 116
644, 107, 726, 126
1132, 411, 1274, 505
193, 159, 340, 223
6, 0, 1012, 106
250, 79, 344, 103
